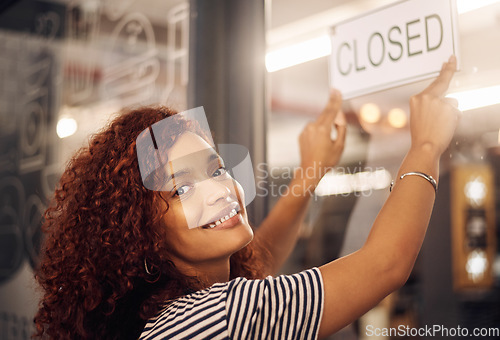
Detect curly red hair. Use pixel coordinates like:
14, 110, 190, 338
34, 106, 267, 339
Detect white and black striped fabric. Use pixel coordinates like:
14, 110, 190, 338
139, 267, 324, 340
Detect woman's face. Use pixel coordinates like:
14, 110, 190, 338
159, 132, 253, 265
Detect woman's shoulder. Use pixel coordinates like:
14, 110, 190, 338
226, 267, 324, 340
139, 268, 323, 340
140, 282, 232, 340
160, 281, 231, 315
228, 267, 323, 291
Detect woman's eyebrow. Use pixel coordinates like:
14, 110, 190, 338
164, 151, 222, 185
206, 152, 224, 165
165, 166, 190, 185
206, 153, 219, 162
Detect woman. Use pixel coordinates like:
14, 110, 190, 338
34, 56, 458, 339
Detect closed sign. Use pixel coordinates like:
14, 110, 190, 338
330, 0, 460, 99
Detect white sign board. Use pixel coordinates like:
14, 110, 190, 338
329, 0, 460, 99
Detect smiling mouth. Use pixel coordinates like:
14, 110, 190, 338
201, 206, 241, 230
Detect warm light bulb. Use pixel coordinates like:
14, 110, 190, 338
57, 117, 78, 138
360, 103, 381, 124
464, 177, 487, 207
387, 108, 407, 128
466, 250, 488, 282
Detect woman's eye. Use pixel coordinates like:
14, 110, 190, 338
212, 167, 227, 177
174, 185, 191, 196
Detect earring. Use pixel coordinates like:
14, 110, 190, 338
144, 258, 154, 275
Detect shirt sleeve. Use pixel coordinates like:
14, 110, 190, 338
226, 267, 324, 340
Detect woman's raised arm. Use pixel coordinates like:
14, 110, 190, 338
318, 56, 459, 338
254, 90, 347, 275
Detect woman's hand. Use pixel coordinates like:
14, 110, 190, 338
255, 89, 346, 275
317, 56, 460, 339
298, 89, 347, 185
409, 55, 460, 157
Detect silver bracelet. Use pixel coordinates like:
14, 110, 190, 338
390, 172, 437, 193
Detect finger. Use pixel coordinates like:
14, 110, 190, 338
332, 120, 347, 147
317, 89, 342, 126
424, 55, 457, 97
334, 110, 346, 126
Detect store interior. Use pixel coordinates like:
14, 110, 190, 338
268, 1, 500, 339
0, 0, 499, 339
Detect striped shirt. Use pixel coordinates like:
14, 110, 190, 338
139, 268, 324, 340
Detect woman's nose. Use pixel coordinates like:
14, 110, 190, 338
204, 179, 232, 205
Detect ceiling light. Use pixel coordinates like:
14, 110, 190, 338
265, 35, 331, 72
456, 0, 500, 14
446, 85, 500, 111
315, 168, 392, 196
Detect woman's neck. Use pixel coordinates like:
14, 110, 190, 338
172, 256, 231, 288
